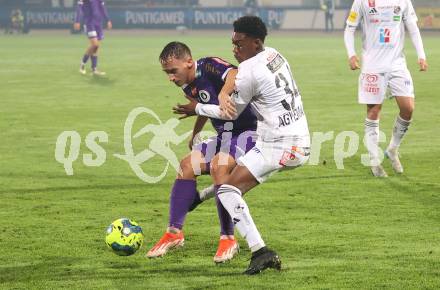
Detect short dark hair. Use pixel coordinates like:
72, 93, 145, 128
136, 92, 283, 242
233, 16, 267, 42
159, 41, 192, 63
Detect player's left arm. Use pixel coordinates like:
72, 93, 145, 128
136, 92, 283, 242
188, 115, 208, 150
100, 0, 112, 29
172, 94, 227, 120
174, 98, 227, 120
404, 1, 427, 71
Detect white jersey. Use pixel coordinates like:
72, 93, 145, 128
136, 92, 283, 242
346, 0, 418, 73
234, 47, 310, 145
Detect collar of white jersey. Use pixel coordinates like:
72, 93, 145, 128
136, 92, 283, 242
240, 47, 277, 66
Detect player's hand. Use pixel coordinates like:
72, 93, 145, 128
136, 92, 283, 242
173, 97, 198, 119
221, 105, 237, 120
107, 21, 112, 30
349, 55, 360, 70
418, 58, 428, 71
73, 22, 81, 31
219, 92, 234, 111
219, 92, 237, 119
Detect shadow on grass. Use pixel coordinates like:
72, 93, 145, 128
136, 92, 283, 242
0, 256, 243, 285
0, 256, 88, 283
88, 75, 116, 86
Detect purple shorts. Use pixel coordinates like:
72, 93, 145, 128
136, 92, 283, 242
84, 23, 104, 40
193, 130, 256, 173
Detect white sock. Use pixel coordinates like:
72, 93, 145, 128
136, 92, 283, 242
217, 184, 265, 252
365, 118, 380, 166
199, 184, 215, 201
388, 116, 411, 150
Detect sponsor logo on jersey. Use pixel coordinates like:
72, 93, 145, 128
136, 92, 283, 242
203, 63, 221, 77
365, 74, 378, 83
379, 28, 391, 43
198, 90, 211, 102
348, 11, 358, 22
368, 0, 375, 8
394, 6, 401, 14
362, 74, 380, 95
266, 54, 285, 73
393, 15, 401, 21
380, 10, 392, 17
378, 6, 393, 9
266, 52, 278, 62
369, 8, 378, 15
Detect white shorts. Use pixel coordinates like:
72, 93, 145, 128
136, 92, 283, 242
237, 140, 310, 184
358, 69, 414, 104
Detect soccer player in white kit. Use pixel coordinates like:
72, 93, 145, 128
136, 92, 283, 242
344, 0, 428, 177
181, 16, 311, 275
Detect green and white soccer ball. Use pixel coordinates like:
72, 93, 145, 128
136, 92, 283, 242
105, 218, 144, 256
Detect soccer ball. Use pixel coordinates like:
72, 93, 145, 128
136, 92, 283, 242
105, 218, 144, 256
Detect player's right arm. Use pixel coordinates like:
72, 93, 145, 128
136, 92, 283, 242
344, 0, 362, 70
100, 1, 112, 29
218, 69, 237, 119
73, 0, 83, 30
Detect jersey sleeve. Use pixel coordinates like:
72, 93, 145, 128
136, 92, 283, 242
199, 57, 236, 82
403, 0, 418, 24
405, 20, 426, 60
346, 0, 362, 27
234, 63, 255, 109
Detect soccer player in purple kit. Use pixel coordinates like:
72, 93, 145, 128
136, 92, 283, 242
73, 0, 112, 76
146, 42, 257, 263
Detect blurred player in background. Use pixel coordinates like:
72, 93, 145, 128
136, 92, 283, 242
73, 0, 112, 76
175, 16, 310, 275
146, 41, 257, 263
321, 0, 335, 32
344, 0, 427, 177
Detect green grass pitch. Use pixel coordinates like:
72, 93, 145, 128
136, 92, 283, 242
1, 31, 439, 289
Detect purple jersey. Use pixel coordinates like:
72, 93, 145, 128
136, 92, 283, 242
183, 57, 257, 135
75, 0, 109, 25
